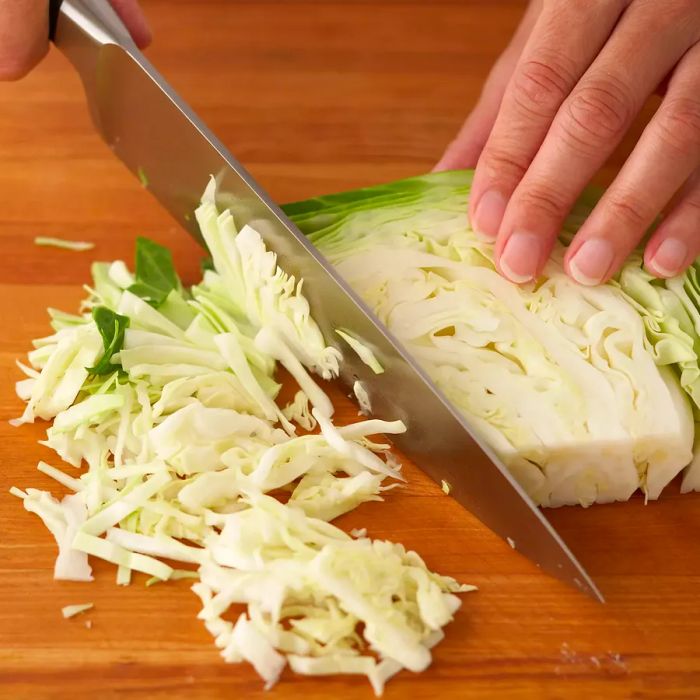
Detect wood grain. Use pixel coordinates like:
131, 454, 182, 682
0, 2, 697, 699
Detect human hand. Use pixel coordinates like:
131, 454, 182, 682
0, 0, 151, 81
436, 0, 700, 285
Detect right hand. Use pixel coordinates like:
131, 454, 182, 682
0, 0, 151, 81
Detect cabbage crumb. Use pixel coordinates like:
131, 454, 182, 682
34, 236, 94, 251
62, 603, 93, 618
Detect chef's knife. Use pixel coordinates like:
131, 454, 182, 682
49, 0, 602, 601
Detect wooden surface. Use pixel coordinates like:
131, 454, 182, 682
0, 2, 698, 699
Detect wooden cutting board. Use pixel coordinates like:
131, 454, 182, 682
1, 2, 699, 698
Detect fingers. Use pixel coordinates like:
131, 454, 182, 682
566, 39, 700, 283
110, 0, 152, 49
469, 0, 626, 241
433, 50, 516, 172
434, 0, 542, 172
495, 1, 700, 284
0, 0, 49, 81
644, 168, 700, 278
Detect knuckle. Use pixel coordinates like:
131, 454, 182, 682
510, 57, 573, 117
655, 97, 700, 156
604, 191, 649, 229
687, 196, 700, 216
547, 0, 627, 20
571, 0, 625, 9
516, 182, 569, 219
634, 0, 694, 26
479, 144, 530, 185
662, 0, 698, 23
685, 183, 700, 214
560, 78, 634, 151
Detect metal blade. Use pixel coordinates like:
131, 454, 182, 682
53, 0, 602, 601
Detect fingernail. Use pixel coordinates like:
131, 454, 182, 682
569, 238, 615, 286
499, 231, 541, 284
472, 190, 507, 239
649, 238, 687, 277
432, 157, 450, 173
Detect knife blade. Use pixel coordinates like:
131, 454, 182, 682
49, 0, 602, 601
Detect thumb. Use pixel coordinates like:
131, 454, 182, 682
433, 49, 518, 171
434, 0, 542, 172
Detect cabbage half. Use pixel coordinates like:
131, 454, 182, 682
11, 178, 472, 696
283, 170, 700, 506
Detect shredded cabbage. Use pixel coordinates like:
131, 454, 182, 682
35, 236, 95, 251
336, 330, 384, 374
10, 486, 93, 582
11, 180, 473, 695
61, 603, 94, 618
284, 170, 700, 506
282, 390, 317, 431
353, 381, 372, 416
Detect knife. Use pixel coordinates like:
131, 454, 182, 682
49, 0, 602, 601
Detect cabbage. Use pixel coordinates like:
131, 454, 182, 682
335, 330, 384, 374
11, 181, 472, 695
194, 493, 470, 693
283, 170, 700, 506
282, 391, 317, 430
10, 486, 93, 581
34, 237, 95, 251
61, 603, 94, 618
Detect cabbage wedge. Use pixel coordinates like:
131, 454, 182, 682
284, 171, 700, 507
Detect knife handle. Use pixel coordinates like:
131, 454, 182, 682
49, 0, 62, 41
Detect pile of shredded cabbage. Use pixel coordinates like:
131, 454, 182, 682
11, 178, 473, 695
284, 171, 700, 507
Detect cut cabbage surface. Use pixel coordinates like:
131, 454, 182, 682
284, 170, 700, 507
11, 178, 472, 695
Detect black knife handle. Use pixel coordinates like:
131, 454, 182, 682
49, 0, 64, 41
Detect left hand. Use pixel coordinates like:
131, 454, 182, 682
435, 0, 700, 286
